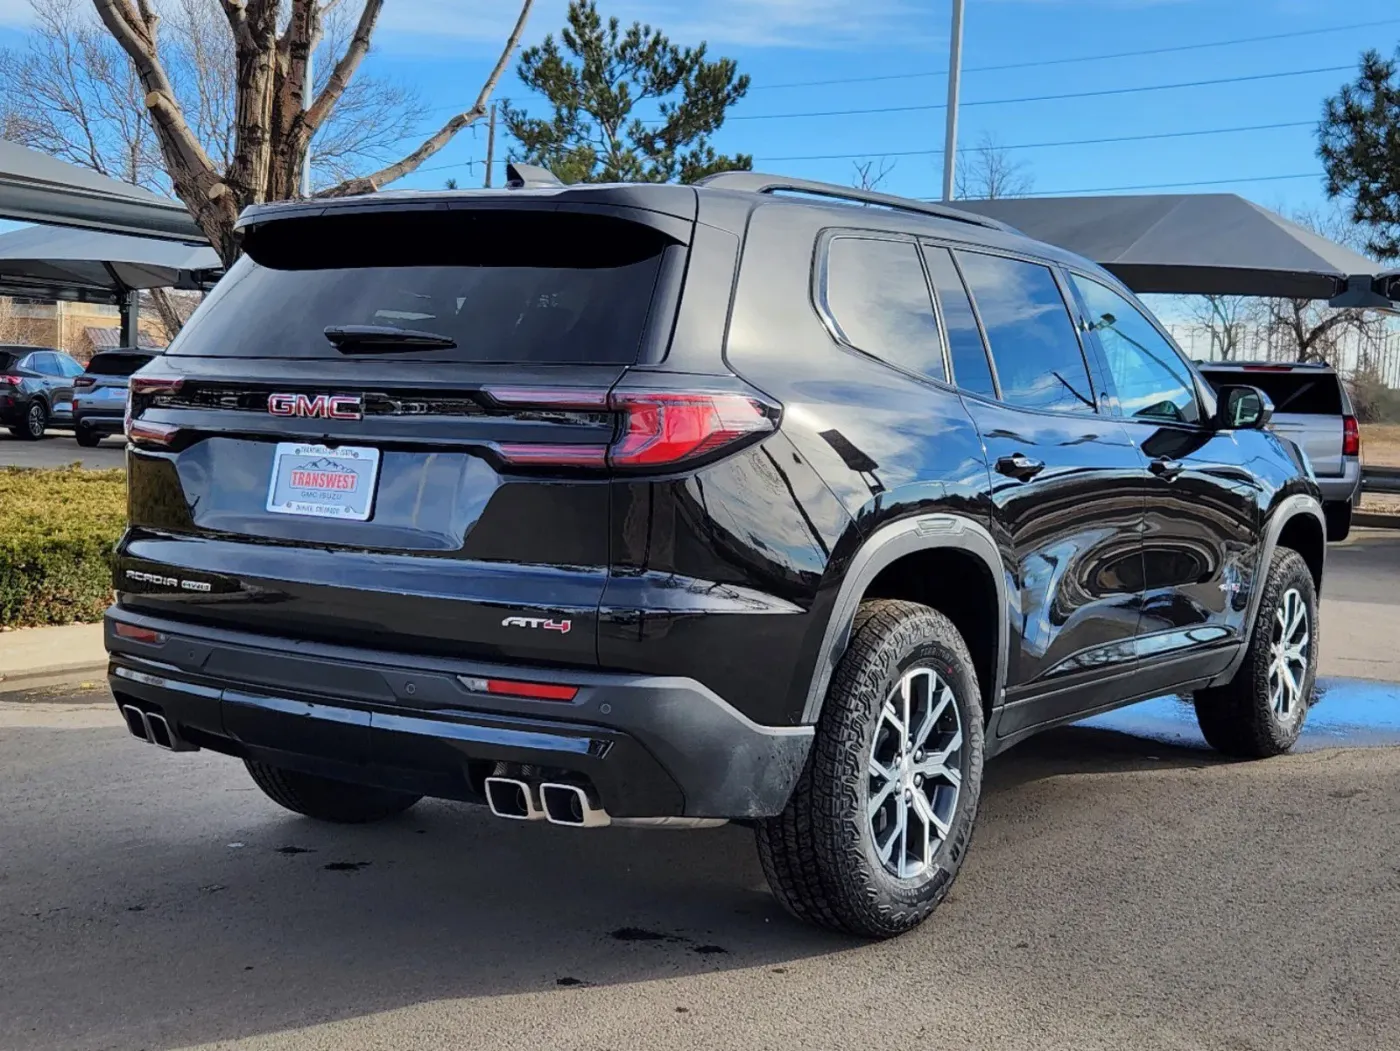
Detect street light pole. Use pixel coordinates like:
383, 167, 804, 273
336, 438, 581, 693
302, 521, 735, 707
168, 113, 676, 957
941, 0, 965, 203
301, 45, 314, 197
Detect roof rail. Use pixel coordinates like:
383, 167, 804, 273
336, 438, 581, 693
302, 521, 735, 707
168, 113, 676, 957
694, 171, 1014, 233
505, 162, 564, 190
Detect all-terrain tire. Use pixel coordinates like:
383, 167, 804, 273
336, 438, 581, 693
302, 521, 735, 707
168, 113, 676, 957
756, 599, 985, 939
1193, 547, 1317, 758
75, 429, 103, 448
244, 760, 421, 823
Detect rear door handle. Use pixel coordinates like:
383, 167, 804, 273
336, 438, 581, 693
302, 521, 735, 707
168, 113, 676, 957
1149, 457, 1185, 481
995, 453, 1045, 482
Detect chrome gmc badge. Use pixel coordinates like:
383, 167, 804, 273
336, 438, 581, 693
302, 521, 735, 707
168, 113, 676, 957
267, 393, 363, 420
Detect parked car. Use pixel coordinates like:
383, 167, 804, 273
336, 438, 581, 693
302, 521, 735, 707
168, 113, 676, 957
0, 345, 84, 439
107, 170, 1326, 938
1197, 361, 1359, 541
73, 347, 162, 447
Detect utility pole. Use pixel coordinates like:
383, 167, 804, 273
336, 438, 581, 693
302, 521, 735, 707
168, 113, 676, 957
484, 102, 497, 188
941, 0, 965, 203
301, 43, 314, 197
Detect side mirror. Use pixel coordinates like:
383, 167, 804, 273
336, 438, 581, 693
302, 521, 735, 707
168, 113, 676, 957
1217, 385, 1273, 430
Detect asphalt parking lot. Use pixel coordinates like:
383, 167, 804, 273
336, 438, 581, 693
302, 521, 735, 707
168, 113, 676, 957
0, 428, 125, 469
3, 453, 1399, 1050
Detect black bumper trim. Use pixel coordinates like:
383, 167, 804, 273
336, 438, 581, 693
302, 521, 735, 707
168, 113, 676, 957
105, 608, 813, 818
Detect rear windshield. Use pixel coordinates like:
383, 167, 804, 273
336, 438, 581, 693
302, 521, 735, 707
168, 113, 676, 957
1202, 369, 1344, 415
87, 352, 156, 376
170, 210, 674, 364
0, 351, 18, 371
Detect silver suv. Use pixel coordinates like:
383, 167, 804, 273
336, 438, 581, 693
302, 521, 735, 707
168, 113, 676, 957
1198, 361, 1360, 540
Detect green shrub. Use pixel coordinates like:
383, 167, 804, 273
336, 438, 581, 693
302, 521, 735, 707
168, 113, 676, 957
0, 466, 126, 628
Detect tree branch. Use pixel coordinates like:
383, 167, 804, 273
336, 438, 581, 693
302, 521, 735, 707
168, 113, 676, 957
90, 0, 218, 181
304, 0, 383, 132
220, 0, 253, 49
318, 0, 534, 195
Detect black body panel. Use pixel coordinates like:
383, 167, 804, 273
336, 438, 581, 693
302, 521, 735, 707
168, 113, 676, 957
110, 178, 1325, 816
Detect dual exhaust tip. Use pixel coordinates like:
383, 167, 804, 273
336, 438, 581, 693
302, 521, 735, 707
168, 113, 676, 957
483, 777, 727, 829
121, 704, 197, 752
484, 778, 610, 828
485, 777, 610, 827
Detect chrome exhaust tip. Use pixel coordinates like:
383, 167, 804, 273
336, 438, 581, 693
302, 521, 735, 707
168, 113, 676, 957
121, 704, 152, 743
144, 711, 197, 752
484, 777, 546, 821
540, 782, 611, 828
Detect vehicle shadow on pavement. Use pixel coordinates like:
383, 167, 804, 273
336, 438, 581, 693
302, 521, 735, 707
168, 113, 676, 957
2, 718, 1387, 1051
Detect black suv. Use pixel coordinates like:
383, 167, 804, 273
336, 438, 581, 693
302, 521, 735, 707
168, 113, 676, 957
107, 170, 1326, 938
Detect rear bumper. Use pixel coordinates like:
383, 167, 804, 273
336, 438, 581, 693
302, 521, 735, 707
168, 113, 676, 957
104, 608, 812, 819
1315, 457, 1361, 506
73, 408, 125, 433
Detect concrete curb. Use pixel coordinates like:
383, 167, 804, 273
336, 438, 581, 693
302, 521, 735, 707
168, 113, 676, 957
1355, 512, 1400, 530
0, 661, 109, 698
0, 622, 108, 698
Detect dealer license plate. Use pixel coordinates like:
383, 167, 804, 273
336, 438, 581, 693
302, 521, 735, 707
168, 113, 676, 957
265, 443, 380, 521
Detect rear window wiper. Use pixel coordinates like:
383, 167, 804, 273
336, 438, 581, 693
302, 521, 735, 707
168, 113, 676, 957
323, 325, 458, 353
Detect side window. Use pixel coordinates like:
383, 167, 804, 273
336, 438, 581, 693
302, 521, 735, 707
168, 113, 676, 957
924, 246, 996, 399
956, 251, 1096, 414
31, 352, 59, 375
1070, 275, 1201, 425
823, 237, 946, 383
59, 354, 85, 377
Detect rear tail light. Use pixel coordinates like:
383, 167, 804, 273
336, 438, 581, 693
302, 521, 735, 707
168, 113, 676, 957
1, 375, 20, 387
73, 375, 96, 389
487, 388, 778, 470
1343, 415, 1361, 457
126, 376, 184, 445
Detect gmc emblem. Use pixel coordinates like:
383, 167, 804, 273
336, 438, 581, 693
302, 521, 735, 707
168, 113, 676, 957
267, 392, 362, 420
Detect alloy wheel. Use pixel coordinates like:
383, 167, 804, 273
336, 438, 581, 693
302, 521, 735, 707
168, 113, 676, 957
1269, 587, 1309, 723
867, 665, 964, 880
27, 402, 44, 438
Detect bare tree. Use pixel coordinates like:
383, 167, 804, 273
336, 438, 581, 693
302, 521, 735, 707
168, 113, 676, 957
1186, 294, 1252, 361
38, 0, 538, 266
852, 158, 895, 192
1257, 207, 1385, 364
955, 131, 1033, 200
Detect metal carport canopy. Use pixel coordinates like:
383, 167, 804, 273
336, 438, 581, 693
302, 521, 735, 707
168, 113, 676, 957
0, 139, 204, 243
955, 193, 1389, 305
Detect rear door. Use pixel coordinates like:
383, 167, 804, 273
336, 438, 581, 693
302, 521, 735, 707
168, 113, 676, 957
1069, 274, 1262, 690
943, 247, 1147, 732
120, 204, 692, 667
1204, 366, 1346, 477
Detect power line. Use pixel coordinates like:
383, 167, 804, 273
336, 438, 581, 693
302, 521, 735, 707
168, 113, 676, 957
751, 19, 1398, 91
724, 65, 1354, 123
413, 119, 1319, 177
756, 120, 1315, 163
966, 172, 1321, 199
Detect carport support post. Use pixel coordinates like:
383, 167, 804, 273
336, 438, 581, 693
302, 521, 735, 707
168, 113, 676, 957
941, 0, 964, 203
119, 289, 139, 348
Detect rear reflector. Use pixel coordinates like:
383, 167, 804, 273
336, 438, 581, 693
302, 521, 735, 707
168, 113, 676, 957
114, 623, 166, 644
1343, 415, 1361, 457
486, 387, 778, 469
457, 675, 579, 702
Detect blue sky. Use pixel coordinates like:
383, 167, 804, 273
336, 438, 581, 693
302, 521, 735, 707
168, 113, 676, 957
356, 0, 1396, 213
0, 0, 1394, 215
